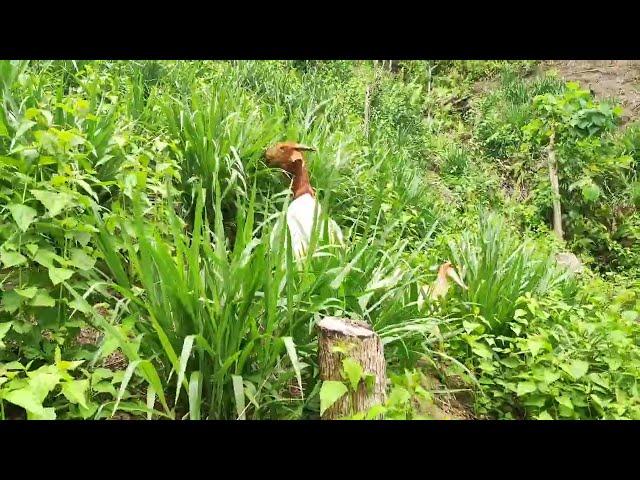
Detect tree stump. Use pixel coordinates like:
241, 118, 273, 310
317, 317, 387, 419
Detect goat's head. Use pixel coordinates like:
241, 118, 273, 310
438, 261, 468, 290
264, 141, 316, 171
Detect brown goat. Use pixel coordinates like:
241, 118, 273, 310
264, 141, 343, 260
264, 141, 316, 199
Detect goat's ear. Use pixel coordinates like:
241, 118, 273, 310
292, 143, 316, 152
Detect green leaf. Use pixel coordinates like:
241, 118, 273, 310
2, 291, 23, 313
0, 321, 12, 338
74, 178, 98, 202
69, 248, 96, 271
1, 249, 27, 268
319, 380, 348, 416
31, 290, 56, 307
8, 204, 38, 232
536, 411, 553, 420
175, 335, 195, 407
462, 320, 481, 334
112, 360, 140, 417
588, 373, 610, 390
606, 357, 622, 371
499, 356, 521, 368
61, 379, 89, 408
283, 337, 303, 399
543, 369, 561, 385
146, 385, 156, 420
365, 404, 387, 420
34, 249, 65, 269
590, 393, 610, 409
581, 182, 600, 203
526, 337, 545, 357
188, 371, 201, 420
522, 394, 547, 408
342, 357, 364, 392
0, 321, 11, 348
562, 359, 589, 380
69, 297, 92, 314
14, 120, 36, 142
92, 381, 117, 396
55, 354, 84, 372
621, 310, 638, 323
387, 386, 411, 406
4, 388, 46, 416
514, 308, 527, 319
15, 286, 37, 298
243, 381, 259, 410
329, 246, 368, 290
516, 381, 537, 396
30, 190, 74, 217
48, 267, 73, 285
28, 365, 61, 401
471, 342, 493, 359
78, 400, 98, 419
556, 395, 573, 411
4, 361, 25, 371
91, 368, 114, 384
232, 375, 246, 420
28, 407, 56, 420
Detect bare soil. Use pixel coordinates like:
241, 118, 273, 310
542, 60, 640, 124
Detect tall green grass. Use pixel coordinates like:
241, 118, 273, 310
89, 175, 444, 418
447, 213, 573, 333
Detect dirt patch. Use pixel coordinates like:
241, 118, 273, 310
414, 362, 476, 420
423, 381, 475, 420
472, 77, 499, 96
74, 326, 102, 346
73, 323, 128, 372
102, 350, 128, 371
542, 60, 640, 124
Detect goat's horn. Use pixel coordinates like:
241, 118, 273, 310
293, 143, 316, 151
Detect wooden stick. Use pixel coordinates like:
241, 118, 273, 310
548, 130, 564, 241
363, 84, 372, 138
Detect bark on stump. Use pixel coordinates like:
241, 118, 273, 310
317, 317, 387, 419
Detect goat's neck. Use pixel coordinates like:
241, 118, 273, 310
289, 160, 315, 199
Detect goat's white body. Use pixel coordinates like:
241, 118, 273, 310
286, 193, 343, 260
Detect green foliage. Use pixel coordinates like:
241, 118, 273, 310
2, 59, 640, 421
446, 212, 573, 334
320, 381, 349, 416
376, 369, 440, 420
475, 72, 565, 159
521, 83, 636, 269
474, 70, 639, 273
446, 280, 640, 419
0, 346, 152, 420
